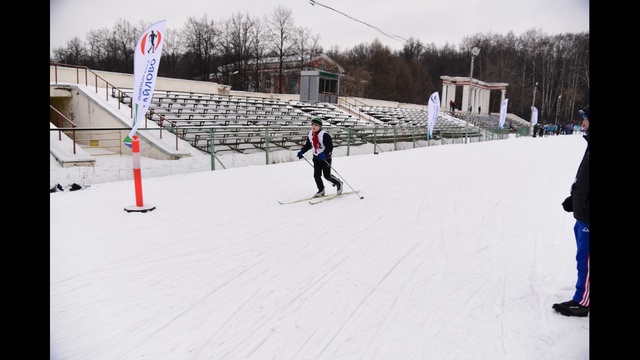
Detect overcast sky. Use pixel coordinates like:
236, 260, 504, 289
50, 0, 589, 53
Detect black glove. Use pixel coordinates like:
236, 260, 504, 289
562, 196, 573, 212
297, 151, 304, 159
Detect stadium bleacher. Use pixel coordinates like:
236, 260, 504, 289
105, 87, 493, 155
52, 64, 520, 164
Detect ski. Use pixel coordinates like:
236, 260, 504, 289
279, 190, 360, 205
308, 190, 361, 205
278, 195, 323, 205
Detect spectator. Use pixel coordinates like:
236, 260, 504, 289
554, 105, 590, 317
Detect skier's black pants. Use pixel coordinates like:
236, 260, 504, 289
313, 157, 340, 191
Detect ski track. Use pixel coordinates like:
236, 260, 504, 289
50, 135, 589, 359
313, 241, 421, 359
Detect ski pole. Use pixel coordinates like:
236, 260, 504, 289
324, 159, 363, 199
302, 156, 314, 168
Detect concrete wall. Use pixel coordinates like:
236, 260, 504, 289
50, 83, 193, 164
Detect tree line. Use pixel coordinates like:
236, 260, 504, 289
50, 6, 589, 123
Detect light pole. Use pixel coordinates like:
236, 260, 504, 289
465, 47, 480, 144
555, 94, 562, 126
531, 81, 538, 136
228, 70, 239, 88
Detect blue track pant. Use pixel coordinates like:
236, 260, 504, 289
573, 220, 590, 307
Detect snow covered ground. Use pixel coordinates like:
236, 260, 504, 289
50, 133, 589, 359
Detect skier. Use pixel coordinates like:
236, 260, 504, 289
297, 118, 343, 197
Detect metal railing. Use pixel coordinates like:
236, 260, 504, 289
50, 105, 78, 154
50, 62, 134, 117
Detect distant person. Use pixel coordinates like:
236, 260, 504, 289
147, 30, 157, 54
554, 105, 590, 317
478, 106, 481, 114
297, 118, 343, 197
449, 100, 454, 113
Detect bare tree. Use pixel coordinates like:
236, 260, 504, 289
292, 26, 321, 70
249, 18, 269, 92
265, 6, 296, 94
100, 33, 122, 72
85, 29, 108, 69
181, 15, 221, 81
364, 39, 394, 101
519, 28, 544, 119
221, 12, 257, 91
160, 27, 182, 78
336, 43, 373, 98
51, 37, 84, 65
401, 37, 425, 61
111, 19, 138, 73
399, 38, 430, 103
50, 10, 589, 123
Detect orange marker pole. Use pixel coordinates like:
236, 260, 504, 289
124, 136, 155, 213
132, 135, 144, 207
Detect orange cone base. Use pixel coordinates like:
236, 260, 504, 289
124, 204, 157, 213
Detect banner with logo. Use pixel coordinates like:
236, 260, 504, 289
123, 19, 166, 148
427, 92, 440, 139
498, 98, 508, 130
531, 106, 538, 127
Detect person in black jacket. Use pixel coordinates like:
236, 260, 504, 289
297, 118, 343, 197
554, 105, 590, 317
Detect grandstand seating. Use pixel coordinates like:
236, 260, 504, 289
109, 88, 493, 155
50, 64, 527, 166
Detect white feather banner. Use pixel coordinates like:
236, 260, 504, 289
124, 20, 166, 148
499, 98, 508, 130
427, 92, 440, 139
